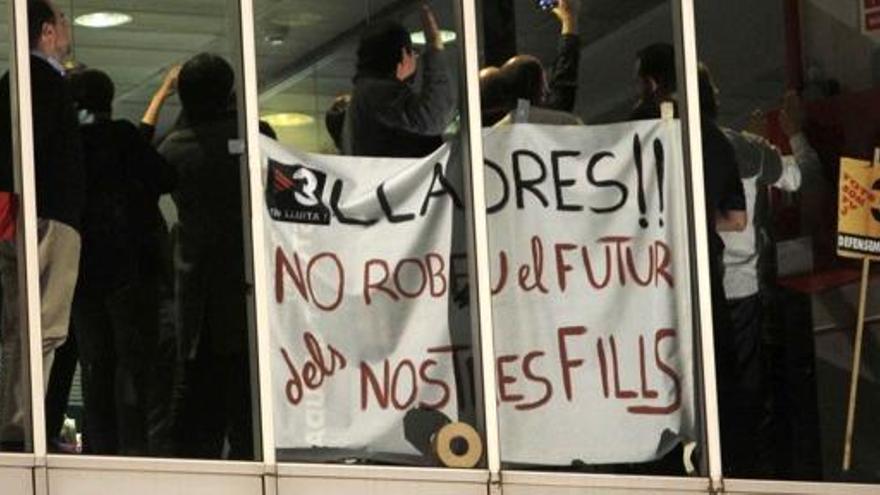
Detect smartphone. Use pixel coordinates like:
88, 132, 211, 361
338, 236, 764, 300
536, 0, 558, 11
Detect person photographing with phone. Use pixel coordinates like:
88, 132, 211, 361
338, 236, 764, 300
536, 0, 559, 11
341, 4, 456, 158
479, 0, 583, 125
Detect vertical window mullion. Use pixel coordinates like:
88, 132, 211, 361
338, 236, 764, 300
10, 0, 47, 461
235, 0, 277, 472
456, 0, 502, 483
671, 0, 724, 490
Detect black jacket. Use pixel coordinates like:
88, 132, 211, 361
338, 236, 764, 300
76, 118, 175, 292
342, 48, 457, 158
0, 55, 85, 231
630, 99, 746, 255
159, 112, 247, 358
481, 33, 581, 127
545, 33, 580, 113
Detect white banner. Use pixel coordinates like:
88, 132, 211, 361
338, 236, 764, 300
263, 139, 466, 460
263, 119, 695, 465
485, 122, 695, 464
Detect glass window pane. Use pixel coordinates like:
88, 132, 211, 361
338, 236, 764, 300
478, 0, 707, 475
0, 0, 35, 454
696, 0, 880, 483
20, 0, 261, 459
255, 0, 485, 467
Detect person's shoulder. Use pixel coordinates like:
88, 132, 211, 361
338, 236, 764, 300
702, 121, 731, 147
529, 107, 583, 125
29, 56, 63, 83
107, 119, 152, 144
737, 130, 775, 150
629, 102, 660, 121
353, 76, 406, 102
157, 127, 194, 154
107, 118, 138, 132
192, 115, 238, 143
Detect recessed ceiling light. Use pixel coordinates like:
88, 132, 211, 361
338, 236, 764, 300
262, 112, 315, 128
74, 12, 133, 28
264, 34, 286, 46
410, 30, 457, 46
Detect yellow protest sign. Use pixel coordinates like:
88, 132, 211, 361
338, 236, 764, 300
837, 157, 880, 260
839, 150, 880, 471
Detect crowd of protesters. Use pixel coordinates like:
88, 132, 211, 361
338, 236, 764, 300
0, 0, 821, 477
0, 0, 257, 459
329, 0, 819, 478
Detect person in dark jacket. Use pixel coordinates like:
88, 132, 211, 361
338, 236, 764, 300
159, 53, 254, 460
489, 53, 583, 126
480, 0, 582, 126
67, 68, 175, 456
341, 5, 456, 157
631, 43, 751, 476
0, 0, 84, 450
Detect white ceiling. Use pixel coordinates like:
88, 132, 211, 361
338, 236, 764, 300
0, 0, 419, 150
0, 0, 852, 153
0, 0, 674, 152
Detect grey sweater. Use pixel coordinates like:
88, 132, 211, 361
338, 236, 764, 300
341, 48, 457, 158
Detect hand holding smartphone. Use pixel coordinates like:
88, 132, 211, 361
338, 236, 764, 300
536, 0, 559, 11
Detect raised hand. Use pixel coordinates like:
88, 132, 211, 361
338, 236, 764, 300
553, 0, 581, 35
421, 4, 444, 51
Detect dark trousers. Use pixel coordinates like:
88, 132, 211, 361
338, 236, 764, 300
716, 291, 769, 477
73, 279, 160, 455
173, 339, 253, 460
45, 330, 78, 449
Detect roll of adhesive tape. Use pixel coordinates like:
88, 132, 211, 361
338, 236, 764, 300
434, 422, 483, 468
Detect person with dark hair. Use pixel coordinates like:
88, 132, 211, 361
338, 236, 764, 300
502, 55, 546, 106
478, 66, 511, 126
0, 0, 84, 451
66, 68, 175, 455
341, 5, 456, 157
176, 54, 235, 126
630, 44, 747, 475
324, 93, 351, 152
479, 0, 582, 126
158, 52, 254, 460
632, 42, 676, 119
492, 54, 582, 126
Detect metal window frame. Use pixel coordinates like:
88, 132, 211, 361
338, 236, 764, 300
456, 0, 502, 484
8, 1, 47, 493
671, 0, 724, 489
4, 0, 274, 490
235, 0, 278, 478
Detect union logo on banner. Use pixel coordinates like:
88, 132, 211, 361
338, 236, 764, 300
266, 159, 331, 225
837, 157, 880, 259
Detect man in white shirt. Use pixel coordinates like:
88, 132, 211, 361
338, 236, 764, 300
700, 65, 821, 477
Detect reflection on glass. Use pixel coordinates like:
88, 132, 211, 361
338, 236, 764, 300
696, 0, 880, 483
0, 0, 67, 454
2, 0, 263, 459
479, 0, 704, 475
256, 0, 483, 467
158, 53, 254, 460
